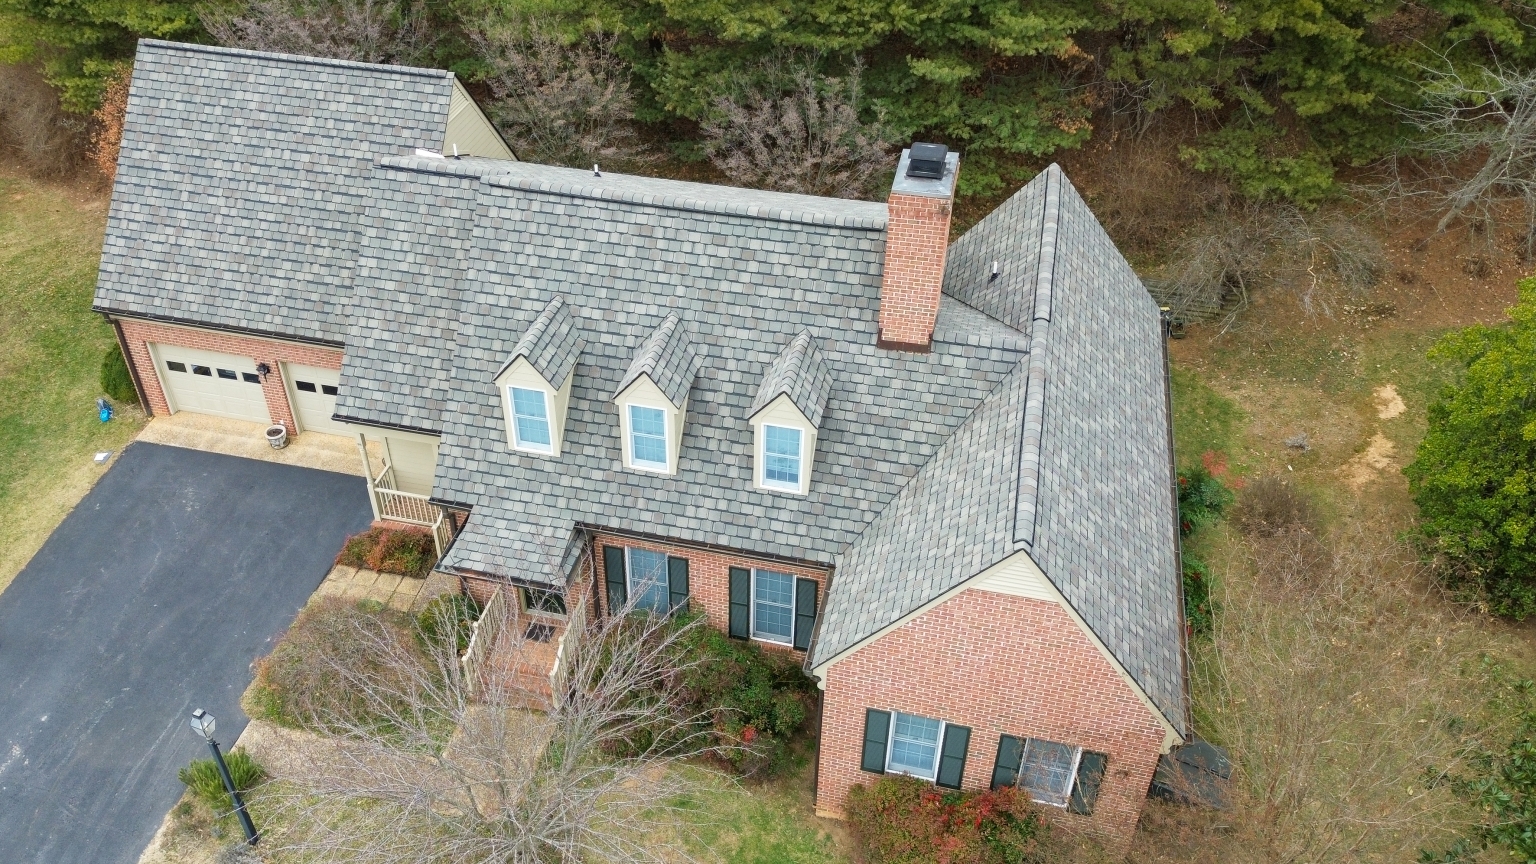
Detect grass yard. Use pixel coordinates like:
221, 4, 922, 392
0, 167, 143, 593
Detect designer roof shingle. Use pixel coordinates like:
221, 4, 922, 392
336, 156, 514, 431
810, 166, 1187, 733
433, 161, 1029, 580
496, 296, 585, 390
93, 40, 455, 344
614, 313, 701, 405
750, 330, 833, 427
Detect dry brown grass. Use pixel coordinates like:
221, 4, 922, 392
0, 64, 87, 178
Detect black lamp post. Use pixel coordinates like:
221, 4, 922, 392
189, 708, 258, 845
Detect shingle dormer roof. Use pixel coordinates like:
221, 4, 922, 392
495, 297, 584, 389
612, 313, 701, 407
749, 331, 832, 427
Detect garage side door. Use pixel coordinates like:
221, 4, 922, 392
284, 363, 350, 436
154, 345, 270, 424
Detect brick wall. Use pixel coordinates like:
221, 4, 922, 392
877, 190, 953, 350
816, 588, 1168, 851
589, 531, 829, 659
115, 317, 344, 435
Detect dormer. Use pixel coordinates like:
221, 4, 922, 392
748, 331, 831, 496
494, 297, 584, 456
612, 314, 701, 476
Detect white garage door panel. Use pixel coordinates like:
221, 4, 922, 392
154, 345, 270, 423
285, 363, 350, 436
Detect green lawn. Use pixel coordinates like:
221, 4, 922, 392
0, 170, 143, 593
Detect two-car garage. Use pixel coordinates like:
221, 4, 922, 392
150, 344, 346, 437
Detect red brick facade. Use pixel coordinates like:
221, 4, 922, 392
115, 317, 344, 435
815, 587, 1169, 851
589, 531, 829, 660
877, 190, 954, 350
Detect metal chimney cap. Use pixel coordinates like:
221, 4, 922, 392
906, 142, 949, 179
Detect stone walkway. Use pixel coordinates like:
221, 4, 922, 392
136, 412, 382, 476
312, 564, 457, 613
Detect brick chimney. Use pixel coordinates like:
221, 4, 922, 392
877, 143, 959, 352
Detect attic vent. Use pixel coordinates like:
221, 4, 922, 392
906, 142, 949, 180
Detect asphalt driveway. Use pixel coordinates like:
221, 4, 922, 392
0, 442, 373, 863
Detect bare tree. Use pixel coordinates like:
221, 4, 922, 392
471, 19, 646, 169
1399, 62, 1536, 254
701, 56, 899, 199
254, 592, 730, 863
199, 0, 435, 65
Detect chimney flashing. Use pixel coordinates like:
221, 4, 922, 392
891, 148, 959, 199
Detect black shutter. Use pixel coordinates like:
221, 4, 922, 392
936, 724, 971, 789
603, 546, 626, 613
991, 735, 1024, 790
1069, 751, 1108, 815
728, 567, 751, 639
861, 709, 891, 774
667, 556, 690, 613
793, 578, 818, 651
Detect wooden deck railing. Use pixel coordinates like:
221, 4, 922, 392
359, 442, 457, 560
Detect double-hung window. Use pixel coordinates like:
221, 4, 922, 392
628, 405, 668, 471
625, 547, 670, 613
888, 712, 944, 779
762, 425, 802, 489
510, 386, 552, 452
1017, 739, 1082, 807
750, 570, 795, 644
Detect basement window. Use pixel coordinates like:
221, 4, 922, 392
521, 586, 567, 617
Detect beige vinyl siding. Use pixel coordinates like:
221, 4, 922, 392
971, 552, 1056, 602
496, 357, 572, 455
615, 375, 685, 475
381, 433, 439, 496
750, 393, 817, 495
444, 79, 514, 161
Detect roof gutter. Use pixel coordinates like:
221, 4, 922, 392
332, 412, 443, 438
93, 306, 345, 349
1160, 306, 1195, 737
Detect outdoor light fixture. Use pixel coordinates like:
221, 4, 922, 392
255, 362, 272, 382
189, 709, 258, 846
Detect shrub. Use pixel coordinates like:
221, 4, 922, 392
178, 747, 265, 812
100, 341, 137, 404
335, 526, 435, 578
846, 774, 1047, 864
247, 598, 425, 731
416, 592, 480, 655
1233, 475, 1317, 537
668, 617, 816, 777
1405, 277, 1536, 618
1183, 555, 1215, 637
1177, 458, 1234, 539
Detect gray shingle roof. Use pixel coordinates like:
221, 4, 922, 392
750, 331, 833, 427
93, 40, 455, 344
496, 296, 585, 389
613, 313, 700, 405
336, 156, 515, 431
810, 165, 1186, 734
433, 162, 1027, 581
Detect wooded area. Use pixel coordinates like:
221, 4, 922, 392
5, 0, 1536, 204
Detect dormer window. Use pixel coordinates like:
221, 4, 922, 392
613, 314, 701, 477
628, 404, 670, 471
493, 297, 584, 458
510, 386, 553, 452
748, 331, 831, 497
762, 424, 804, 489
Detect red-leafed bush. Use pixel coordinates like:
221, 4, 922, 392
335, 526, 435, 577
846, 774, 1048, 864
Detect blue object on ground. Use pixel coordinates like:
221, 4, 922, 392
96, 397, 112, 422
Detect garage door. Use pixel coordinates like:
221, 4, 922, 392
284, 363, 350, 436
154, 345, 269, 423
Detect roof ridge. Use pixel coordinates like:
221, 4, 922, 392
484, 173, 889, 231
138, 38, 453, 80
1013, 164, 1063, 547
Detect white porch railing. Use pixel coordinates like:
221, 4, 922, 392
357, 434, 456, 559
462, 587, 509, 700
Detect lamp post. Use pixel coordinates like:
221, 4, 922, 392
189, 709, 258, 845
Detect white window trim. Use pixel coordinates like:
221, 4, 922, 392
884, 710, 946, 782
749, 568, 797, 646
760, 423, 805, 492
1017, 739, 1083, 809
509, 386, 555, 455
625, 402, 672, 473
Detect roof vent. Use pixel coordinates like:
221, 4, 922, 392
905, 142, 949, 180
